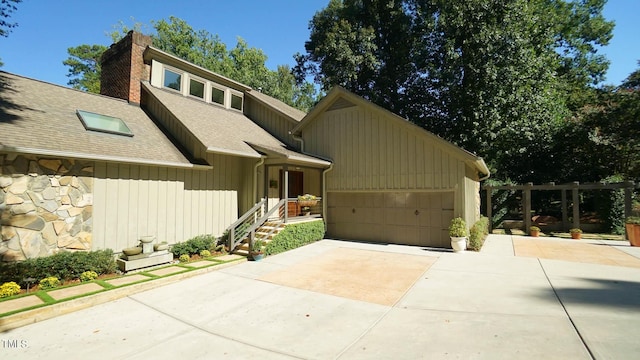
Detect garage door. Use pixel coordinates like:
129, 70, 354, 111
326, 192, 454, 247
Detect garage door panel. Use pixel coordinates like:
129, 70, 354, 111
385, 225, 419, 245
328, 192, 455, 248
385, 208, 415, 226
441, 210, 455, 227
442, 194, 454, 210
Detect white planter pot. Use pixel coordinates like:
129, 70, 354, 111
451, 237, 467, 252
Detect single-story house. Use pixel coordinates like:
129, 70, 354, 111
0, 31, 489, 261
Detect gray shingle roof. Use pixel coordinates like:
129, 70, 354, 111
142, 82, 318, 161
0, 72, 197, 167
245, 89, 306, 122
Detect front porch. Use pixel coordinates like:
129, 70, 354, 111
226, 196, 325, 256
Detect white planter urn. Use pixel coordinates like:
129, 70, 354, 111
450, 237, 467, 252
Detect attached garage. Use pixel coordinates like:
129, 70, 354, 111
291, 87, 490, 249
327, 192, 454, 247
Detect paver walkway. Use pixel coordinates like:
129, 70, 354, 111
513, 237, 640, 268
261, 247, 438, 305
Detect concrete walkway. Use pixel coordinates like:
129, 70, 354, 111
2, 235, 639, 359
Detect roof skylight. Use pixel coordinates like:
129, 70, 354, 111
77, 110, 134, 137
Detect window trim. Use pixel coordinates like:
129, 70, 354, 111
188, 76, 206, 99
162, 67, 183, 93
210, 84, 226, 107
230, 90, 244, 111
155, 63, 245, 111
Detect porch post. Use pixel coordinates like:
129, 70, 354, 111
624, 181, 634, 219
284, 165, 289, 223
523, 183, 532, 233
572, 182, 580, 230
561, 189, 568, 231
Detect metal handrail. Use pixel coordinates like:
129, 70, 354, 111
226, 197, 324, 253
226, 198, 267, 251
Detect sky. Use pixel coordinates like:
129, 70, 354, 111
0, 0, 638, 89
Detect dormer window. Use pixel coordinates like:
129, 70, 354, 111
231, 92, 243, 111
189, 78, 205, 99
163, 69, 181, 91
211, 86, 225, 105
77, 110, 133, 137
153, 62, 244, 111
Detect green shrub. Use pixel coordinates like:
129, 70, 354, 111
179, 254, 191, 263
468, 216, 489, 251
0, 281, 21, 298
265, 220, 325, 256
448, 217, 468, 237
39, 276, 60, 290
627, 216, 640, 225
0, 249, 116, 287
251, 239, 266, 253
596, 175, 626, 234
170, 234, 217, 257
199, 250, 211, 257
80, 271, 98, 282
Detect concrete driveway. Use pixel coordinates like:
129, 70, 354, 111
2, 235, 640, 359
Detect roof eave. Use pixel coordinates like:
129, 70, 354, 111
205, 146, 261, 159
0, 146, 212, 170
245, 90, 304, 123
144, 46, 251, 91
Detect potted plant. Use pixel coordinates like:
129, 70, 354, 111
297, 194, 318, 216
529, 226, 541, 237
251, 239, 266, 261
625, 217, 640, 247
569, 228, 582, 240
449, 217, 468, 252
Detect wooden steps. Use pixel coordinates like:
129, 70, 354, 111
233, 221, 286, 257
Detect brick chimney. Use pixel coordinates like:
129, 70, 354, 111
100, 31, 152, 104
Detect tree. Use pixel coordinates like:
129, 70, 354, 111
296, 0, 614, 182
576, 64, 640, 180
63, 17, 318, 110
63, 45, 107, 93
0, 0, 21, 67
0, 0, 20, 37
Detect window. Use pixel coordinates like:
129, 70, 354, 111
163, 69, 181, 91
77, 110, 133, 137
231, 93, 243, 111
211, 86, 225, 105
189, 78, 205, 98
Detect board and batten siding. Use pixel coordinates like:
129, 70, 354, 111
92, 153, 250, 253
244, 97, 298, 148
303, 106, 467, 195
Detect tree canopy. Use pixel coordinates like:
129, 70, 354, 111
0, 0, 21, 66
0, 0, 20, 37
296, 0, 616, 183
64, 17, 318, 111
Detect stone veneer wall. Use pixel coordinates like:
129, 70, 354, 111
0, 154, 94, 262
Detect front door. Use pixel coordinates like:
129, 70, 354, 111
280, 170, 304, 216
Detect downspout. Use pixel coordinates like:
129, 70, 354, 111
253, 156, 265, 203
479, 171, 491, 182
322, 163, 334, 232
291, 133, 305, 153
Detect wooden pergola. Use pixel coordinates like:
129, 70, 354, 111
483, 181, 638, 233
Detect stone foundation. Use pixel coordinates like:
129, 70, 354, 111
0, 154, 94, 262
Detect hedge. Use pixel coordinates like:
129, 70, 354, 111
0, 249, 116, 287
468, 216, 489, 251
265, 220, 325, 256
170, 234, 217, 257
